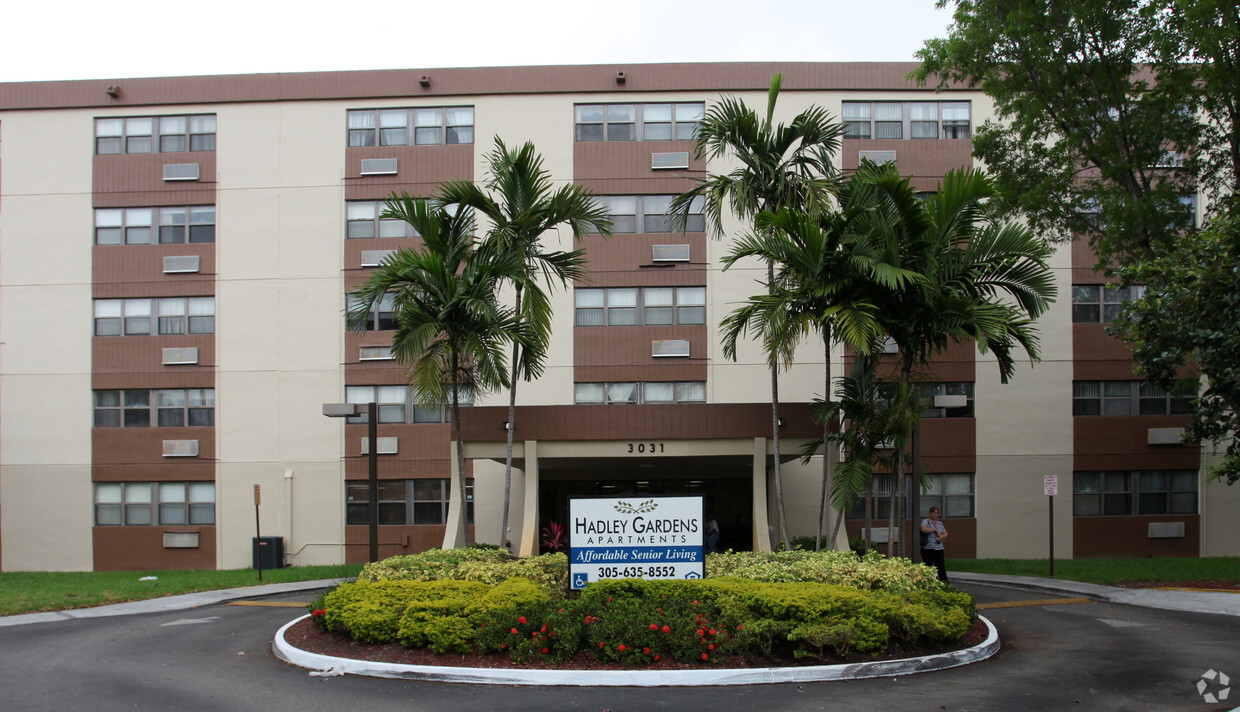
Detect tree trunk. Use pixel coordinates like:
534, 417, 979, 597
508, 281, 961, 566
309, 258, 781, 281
499, 285, 524, 552
451, 355, 473, 547
768, 259, 791, 551
863, 485, 873, 555
818, 330, 832, 552
887, 448, 900, 558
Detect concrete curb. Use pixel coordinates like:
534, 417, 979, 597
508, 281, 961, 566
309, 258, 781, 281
272, 613, 1000, 687
951, 572, 1240, 618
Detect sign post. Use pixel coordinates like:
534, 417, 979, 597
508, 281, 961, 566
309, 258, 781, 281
568, 496, 704, 590
1044, 474, 1058, 577
253, 484, 263, 581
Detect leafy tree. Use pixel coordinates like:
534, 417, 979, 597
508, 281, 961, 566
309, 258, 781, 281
348, 196, 531, 547
1112, 204, 1240, 484
916, 0, 1240, 487
719, 161, 925, 550
672, 74, 844, 550
438, 138, 611, 550
871, 166, 1057, 555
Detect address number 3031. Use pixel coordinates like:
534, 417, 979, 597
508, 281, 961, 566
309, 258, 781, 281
626, 442, 665, 454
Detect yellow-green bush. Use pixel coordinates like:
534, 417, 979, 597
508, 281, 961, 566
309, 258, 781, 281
324, 580, 487, 644
706, 550, 942, 593
359, 549, 568, 596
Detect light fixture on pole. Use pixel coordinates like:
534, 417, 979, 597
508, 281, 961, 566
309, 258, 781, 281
323, 400, 379, 563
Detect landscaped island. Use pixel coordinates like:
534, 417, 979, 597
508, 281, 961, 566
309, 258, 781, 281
306, 547, 976, 667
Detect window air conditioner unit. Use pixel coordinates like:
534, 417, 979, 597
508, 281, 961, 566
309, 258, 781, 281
361, 437, 399, 455
163, 163, 200, 181
652, 244, 690, 262
651, 152, 690, 170
163, 255, 200, 273
360, 250, 396, 267
163, 440, 200, 457
1147, 427, 1186, 445
360, 158, 398, 175
359, 346, 395, 361
858, 150, 896, 165
933, 395, 968, 409
162, 347, 199, 365
652, 340, 690, 357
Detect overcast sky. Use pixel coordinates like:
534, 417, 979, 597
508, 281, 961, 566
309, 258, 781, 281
0, 1, 956, 83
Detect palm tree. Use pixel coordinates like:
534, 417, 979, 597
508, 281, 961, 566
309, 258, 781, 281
438, 138, 612, 550
719, 164, 924, 551
672, 74, 844, 551
873, 166, 1057, 556
347, 195, 531, 548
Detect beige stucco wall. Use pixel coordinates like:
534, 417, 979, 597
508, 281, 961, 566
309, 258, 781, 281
1, 110, 96, 570
213, 101, 347, 568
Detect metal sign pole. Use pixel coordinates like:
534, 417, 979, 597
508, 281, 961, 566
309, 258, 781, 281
1044, 474, 1058, 578
254, 484, 263, 581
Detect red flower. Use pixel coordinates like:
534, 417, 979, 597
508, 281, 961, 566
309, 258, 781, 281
599, 642, 605, 649
697, 629, 705, 637
541, 625, 547, 633
500, 644, 507, 649
654, 654, 660, 661
737, 624, 744, 630
510, 628, 519, 634
518, 616, 527, 625
541, 647, 549, 654
649, 624, 658, 630
311, 609, 326, 617
701, 653, 709, 661
643, 647, 650, 655
709, 629, 717, 636
618, 644, 626, 652
708, 643, 715, 650
662, 626, 671, 633
693, 601, 700, 605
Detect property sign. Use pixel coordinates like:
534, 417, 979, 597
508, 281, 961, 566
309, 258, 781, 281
568, 496, 704, 590
1044, 474, 1059, 497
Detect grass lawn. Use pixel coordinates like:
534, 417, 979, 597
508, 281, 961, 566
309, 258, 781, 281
948, 557, 1240, 585
0, 565, 361, 617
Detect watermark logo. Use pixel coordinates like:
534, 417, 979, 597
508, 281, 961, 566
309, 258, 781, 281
1196, 669, 1230, 704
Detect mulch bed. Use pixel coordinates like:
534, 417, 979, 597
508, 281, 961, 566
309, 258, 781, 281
281, 616, 990, 671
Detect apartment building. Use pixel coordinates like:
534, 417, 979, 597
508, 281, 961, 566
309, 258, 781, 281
1, 63, 1235, 571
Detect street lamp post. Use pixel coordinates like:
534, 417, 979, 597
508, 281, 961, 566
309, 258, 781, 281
323, 400, 379, 563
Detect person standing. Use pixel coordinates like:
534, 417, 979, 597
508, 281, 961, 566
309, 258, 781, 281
920, 506, 950, 583
704, 514, 720, 554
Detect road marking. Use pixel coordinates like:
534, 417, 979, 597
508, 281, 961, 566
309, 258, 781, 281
160, 616, 221, 626
976, 597, 1092, 610
1098, 618, 1146, 628
227, 601, 310, 608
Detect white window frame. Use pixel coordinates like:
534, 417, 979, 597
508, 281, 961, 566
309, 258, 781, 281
346, 107, 475, 147
94, 297, 215, 336
94, 482, 216, 526
575, 286, 706, 327
842, 101, 971, 140
590, 195, 705, 234
573, 381, 706, 405
574, 102, 704, 142
95, 114, 216, 155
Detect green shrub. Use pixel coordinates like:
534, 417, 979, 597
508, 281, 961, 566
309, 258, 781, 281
359, 549, 568, 596
705, 549, 943, 593
324, 580, 487, 644
475, 601, 586, 663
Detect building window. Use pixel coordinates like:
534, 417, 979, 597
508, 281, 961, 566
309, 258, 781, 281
1073, 381, 1195, 416
94, 389, 215, 428
574, 382, 706, 404
94, 482, 216, 526
95, 115, 216, 155
842, 101, 971, 140
1073, 470, 1198, 516
590, 195, 705, 234
346, 479, 474, 525
1071, 284, 1144, 323
575, 102, 704, 142
345, 200, 418, 239
346, 107, 475, 147
343, 385, 472, 424
94, 297, 215, 336
575, 286, 706, 327
846, 474, 975, 520
918, 383, 975, 418
346, 293, 398, 331
97, 206, 216, 246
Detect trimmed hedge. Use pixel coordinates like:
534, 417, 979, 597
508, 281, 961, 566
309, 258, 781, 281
319, 573, 974, 664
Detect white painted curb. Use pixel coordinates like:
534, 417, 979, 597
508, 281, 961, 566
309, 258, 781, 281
273, 614, 1000, 687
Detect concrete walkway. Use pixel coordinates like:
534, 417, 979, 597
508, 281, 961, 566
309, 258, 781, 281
2, 571, 1236, 628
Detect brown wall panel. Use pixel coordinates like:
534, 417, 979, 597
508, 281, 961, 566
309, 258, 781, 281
344, 144, 473, 200
92, 462, 215, 481
92, 334, 216, 373
93, 526, 217, 571
1073, 416, 1202, 471
576, 234, 708, 284
92, 153, 217, 206
867, 338, 978, 383
1072, 324, 1138, 379
93, 244, 216, 295
845, 519, 977, 560
1073, 516, 1199, 558
842, 139, 974, 190
573, 140, 703, 194
459, 402, 820, 443
3, 63, 972, 113
92, 427, 216, 467
343, 237, 423, 273
574, 326, 708, 371
343, 423, 452, 462
344, 524, 470, 563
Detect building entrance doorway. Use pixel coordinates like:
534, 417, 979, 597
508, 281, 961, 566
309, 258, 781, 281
538, 458, 753, 553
